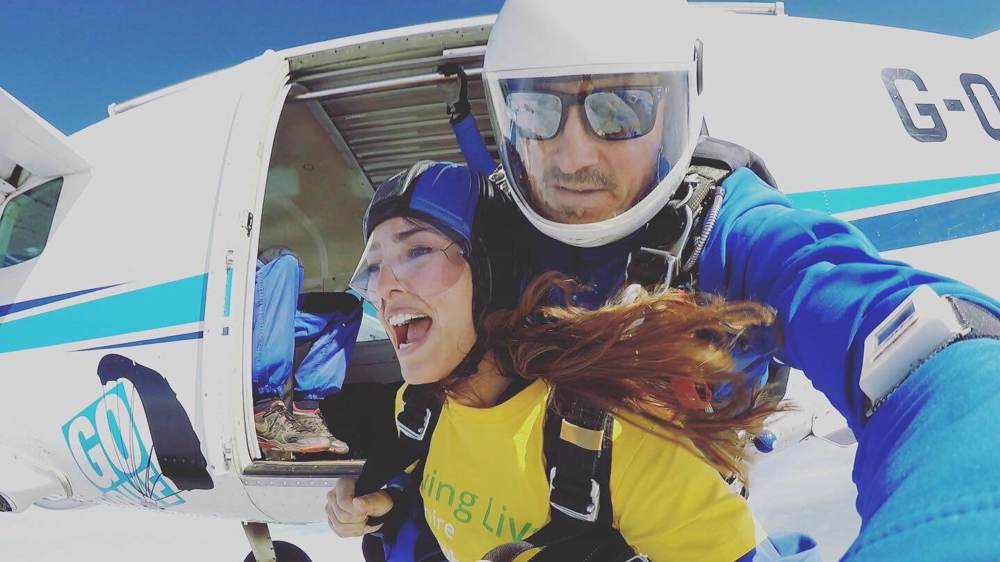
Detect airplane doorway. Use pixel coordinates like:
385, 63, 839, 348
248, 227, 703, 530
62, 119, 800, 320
247, 91, 400, 474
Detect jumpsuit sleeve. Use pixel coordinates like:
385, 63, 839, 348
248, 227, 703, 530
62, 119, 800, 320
700, 168, 1000, 560
698, 167, 1000, 430
451, 113, 497, 177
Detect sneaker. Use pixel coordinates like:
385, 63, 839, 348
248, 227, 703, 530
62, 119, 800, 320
255, 400, 334, 454
292, 403, 349, 454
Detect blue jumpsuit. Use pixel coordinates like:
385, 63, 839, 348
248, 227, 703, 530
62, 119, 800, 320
523, 166, 1000, 560
704, 169, 1000, 560
445, 116, 1000, 559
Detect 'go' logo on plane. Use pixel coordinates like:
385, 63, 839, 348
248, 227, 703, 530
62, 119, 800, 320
61, 381, 185, 508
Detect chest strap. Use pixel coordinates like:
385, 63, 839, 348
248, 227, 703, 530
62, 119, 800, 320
481, 391, 647, 562
361, 386, 646, 562
356, 384, 442, 527
626, 165, 727, 290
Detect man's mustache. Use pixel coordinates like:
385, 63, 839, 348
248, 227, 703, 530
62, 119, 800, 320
543, 167, 617, 190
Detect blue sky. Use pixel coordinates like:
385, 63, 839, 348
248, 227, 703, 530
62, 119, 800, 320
3, 0, 998, 134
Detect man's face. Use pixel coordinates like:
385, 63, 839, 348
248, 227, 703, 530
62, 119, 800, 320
521, 77, 665, 224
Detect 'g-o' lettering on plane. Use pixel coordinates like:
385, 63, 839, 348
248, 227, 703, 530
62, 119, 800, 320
883, 67, 1000, 143
960, 73, 1000, 141
882, 68, 947, 142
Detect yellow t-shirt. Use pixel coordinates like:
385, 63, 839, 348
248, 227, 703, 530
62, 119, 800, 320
395, 381, 763, 562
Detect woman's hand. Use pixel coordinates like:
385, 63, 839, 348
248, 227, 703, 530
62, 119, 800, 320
326, 478, 394, 537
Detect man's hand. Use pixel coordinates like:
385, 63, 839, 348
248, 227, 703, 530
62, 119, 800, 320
326, 478, 394, 537
438, 62, 471, 124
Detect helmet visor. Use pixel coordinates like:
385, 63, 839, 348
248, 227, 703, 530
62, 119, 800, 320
349, 218, 468, 305
486, 69, 694, 226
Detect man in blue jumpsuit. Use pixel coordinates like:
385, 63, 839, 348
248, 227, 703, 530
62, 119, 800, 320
460, 0, 1000, 558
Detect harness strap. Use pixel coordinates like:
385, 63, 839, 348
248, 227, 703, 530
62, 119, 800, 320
626, 166, 722, 289
625, 134, 781, 291
481, 533, 643, 562
542, 392, 612, 527
481, 390, 630, 562
949, 297, 1000, 340
357, 384, 441, 527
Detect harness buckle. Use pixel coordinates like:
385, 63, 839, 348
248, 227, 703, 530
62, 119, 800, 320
548, 467, 600, 523
396, 407, 432, 441
489, 165, 510, 195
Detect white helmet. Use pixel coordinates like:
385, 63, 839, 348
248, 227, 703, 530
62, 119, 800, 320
483, 0, 704, 247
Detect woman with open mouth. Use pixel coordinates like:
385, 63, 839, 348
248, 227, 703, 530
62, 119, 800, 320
332, 161, 789, 562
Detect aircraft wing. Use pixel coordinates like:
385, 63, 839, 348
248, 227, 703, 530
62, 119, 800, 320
0, 88, 90, 197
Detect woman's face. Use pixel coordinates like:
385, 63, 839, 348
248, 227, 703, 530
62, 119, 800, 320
364, 217, 477, 385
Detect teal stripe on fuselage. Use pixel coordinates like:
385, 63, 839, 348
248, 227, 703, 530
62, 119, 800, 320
224, 268, 233, 317
787, 172, 1000, 214
0, 274, 208, 354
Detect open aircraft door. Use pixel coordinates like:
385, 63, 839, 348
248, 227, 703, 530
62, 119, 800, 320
232, 18, 499, 525
106, 50, 301, 515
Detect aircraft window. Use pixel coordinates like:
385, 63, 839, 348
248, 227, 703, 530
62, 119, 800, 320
0, 177, 63, 269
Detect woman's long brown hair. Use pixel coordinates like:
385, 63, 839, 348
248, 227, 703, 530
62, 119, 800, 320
479, 272, 783, 484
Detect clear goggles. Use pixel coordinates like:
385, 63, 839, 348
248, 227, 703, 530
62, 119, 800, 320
349, 218, 468, 305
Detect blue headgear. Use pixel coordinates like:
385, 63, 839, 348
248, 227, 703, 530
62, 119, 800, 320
362, 161, 521, 378
363, 161, 478, 252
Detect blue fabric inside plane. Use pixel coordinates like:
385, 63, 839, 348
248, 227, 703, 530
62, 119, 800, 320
252, 248, 361, 402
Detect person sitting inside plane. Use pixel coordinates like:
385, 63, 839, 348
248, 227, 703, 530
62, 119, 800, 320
252, 246, 361, 456
328, 162, 795, 561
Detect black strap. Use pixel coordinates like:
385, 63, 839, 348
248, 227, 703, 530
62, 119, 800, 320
690, 135, 778, 189
356, 384, 442, 528
626, 135, 782, 291
948, 297, 1000, 340
540, 391, 613, 530
626, 167, 721, 289
481, 390, 632, 562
